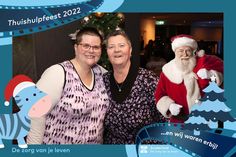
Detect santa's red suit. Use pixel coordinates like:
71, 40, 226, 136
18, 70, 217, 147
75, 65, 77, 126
155, 54, 223, 123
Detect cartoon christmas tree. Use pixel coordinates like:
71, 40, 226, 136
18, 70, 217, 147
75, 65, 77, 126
185, 76, 235, 135
185, 115, 210, 135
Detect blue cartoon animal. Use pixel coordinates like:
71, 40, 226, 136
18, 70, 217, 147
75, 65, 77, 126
0, 75, 52, 148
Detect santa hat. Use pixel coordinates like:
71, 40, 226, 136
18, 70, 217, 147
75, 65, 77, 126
171, 34, 198, 52
4, 74, 35, 106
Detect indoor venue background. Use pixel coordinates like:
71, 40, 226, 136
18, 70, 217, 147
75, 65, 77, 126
13, 13, 223, 81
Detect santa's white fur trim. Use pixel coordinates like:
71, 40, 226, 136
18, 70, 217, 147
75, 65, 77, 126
162, 60, 201, 111
172, 37, 198, 52
183, 72, 201, 110
156, 96, 174, 118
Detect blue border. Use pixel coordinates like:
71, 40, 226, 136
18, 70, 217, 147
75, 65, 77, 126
0, 0, 90, 9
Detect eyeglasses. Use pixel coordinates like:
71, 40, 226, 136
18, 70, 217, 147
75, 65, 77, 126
78, 43, 101, 51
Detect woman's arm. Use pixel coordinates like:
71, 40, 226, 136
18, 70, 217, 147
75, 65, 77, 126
27, 64, 65, 144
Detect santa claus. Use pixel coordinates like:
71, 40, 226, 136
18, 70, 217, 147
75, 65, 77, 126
155, 34, 223, 123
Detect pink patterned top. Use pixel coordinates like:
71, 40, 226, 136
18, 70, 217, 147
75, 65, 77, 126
43, 61, 109, 144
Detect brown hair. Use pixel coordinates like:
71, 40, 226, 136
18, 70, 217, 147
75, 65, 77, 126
105, 30, 132, 47
75, 27, 103, 44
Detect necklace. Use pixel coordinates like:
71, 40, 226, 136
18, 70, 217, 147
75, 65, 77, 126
114, 80, 124, 92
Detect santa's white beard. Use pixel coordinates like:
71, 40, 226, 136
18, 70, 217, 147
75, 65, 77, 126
174, 56, 196, 74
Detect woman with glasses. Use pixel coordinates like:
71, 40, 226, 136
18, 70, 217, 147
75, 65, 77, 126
27, 27, 109, 144
103, 30, 166, 144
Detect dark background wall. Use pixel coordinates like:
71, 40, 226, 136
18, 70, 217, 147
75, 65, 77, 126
13, 13, 222, 82
13, 20, 80, 82
13, 13, 141, 82
124, 13, 141, 69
